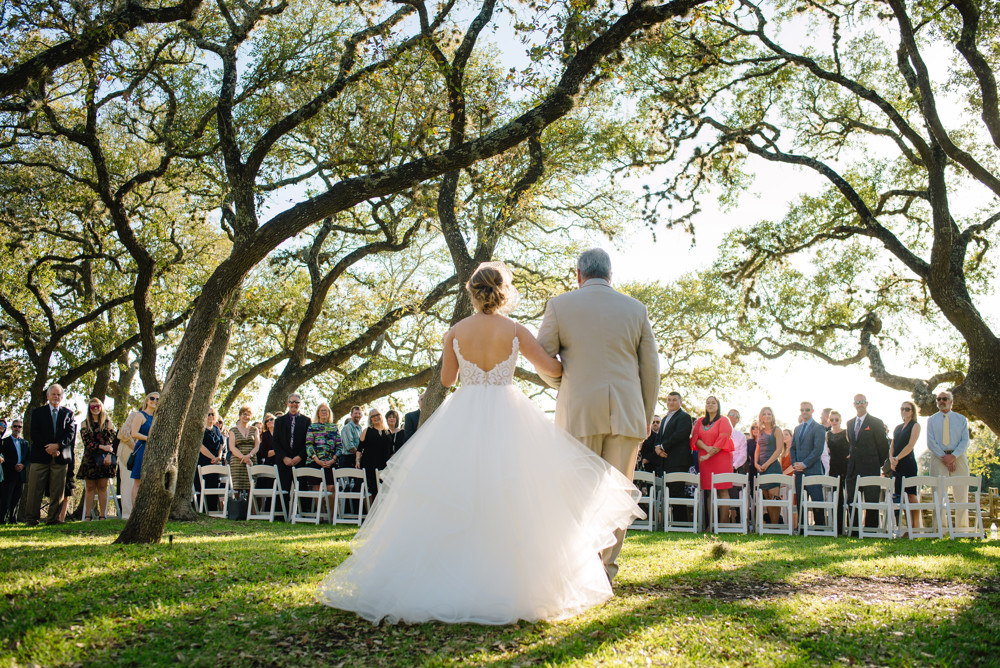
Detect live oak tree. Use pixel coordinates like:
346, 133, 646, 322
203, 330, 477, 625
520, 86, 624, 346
630, 0, 1000, 433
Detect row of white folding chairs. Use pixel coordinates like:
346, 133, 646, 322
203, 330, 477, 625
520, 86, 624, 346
194, 464, 370, 525
637, 471, 985, 539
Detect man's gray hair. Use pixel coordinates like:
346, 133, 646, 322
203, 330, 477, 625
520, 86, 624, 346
577, 248, 612, 281
939, 389, 954, 400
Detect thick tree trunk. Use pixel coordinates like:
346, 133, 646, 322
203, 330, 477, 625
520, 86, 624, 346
90, 364, 111, 401
170, 300, 236, 520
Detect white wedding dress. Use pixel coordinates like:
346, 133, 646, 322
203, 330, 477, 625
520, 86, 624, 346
316, 332, 644, 625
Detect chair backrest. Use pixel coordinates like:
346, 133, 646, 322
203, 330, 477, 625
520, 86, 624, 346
199, 464, 229, 477
248, 464, 278, 479
663, 472, 699, 486
801, 474, 840, 488
755, 473, 794, 490
333, 468, 366, 481
711, 472, 748, 488
856, 475, 892, 491
632, 471, 656, 485
902, 476, 940, 492
941, 475, 982, 491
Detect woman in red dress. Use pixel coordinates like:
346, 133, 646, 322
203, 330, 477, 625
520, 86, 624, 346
690, 396, 734, 528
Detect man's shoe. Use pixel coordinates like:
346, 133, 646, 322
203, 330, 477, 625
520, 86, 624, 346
25, 520, 39, 527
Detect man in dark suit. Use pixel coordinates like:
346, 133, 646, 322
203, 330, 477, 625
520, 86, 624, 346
402, 393, 423, 445
790, 402, 827, 528
25, 384, 77, 525
639, 415, 663, 475
654, 391, 694, 520
845, 393, 889, 531
272, 392, 310, 517
1, 418, 31, 523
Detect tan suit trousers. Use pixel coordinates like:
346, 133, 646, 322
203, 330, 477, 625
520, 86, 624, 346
25, 460, 68, 524
577, 433, 641, 582
929, 453, 970, 529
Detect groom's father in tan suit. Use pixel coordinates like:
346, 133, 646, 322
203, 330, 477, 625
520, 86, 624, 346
537, 248, 659, 582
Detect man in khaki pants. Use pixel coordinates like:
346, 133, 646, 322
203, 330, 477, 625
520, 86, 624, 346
537, 248, 659, 582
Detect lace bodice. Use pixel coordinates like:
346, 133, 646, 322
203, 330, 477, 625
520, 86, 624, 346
453, 336, 519, 386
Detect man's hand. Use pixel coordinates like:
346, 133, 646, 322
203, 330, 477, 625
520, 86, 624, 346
793, 463, 804, 472
942, 453, 957, 467
283, 456, 293, 466
44, 443, 59, 457
654, 445, 667, 458
291, 456, 302, 466
15, 463, 24, 472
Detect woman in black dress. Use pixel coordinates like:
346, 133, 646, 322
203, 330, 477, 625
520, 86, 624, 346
891, 400, 922, 535
826, 410, 850, 534
198, 407, 226, 511
355, 408, 394, 505
385, 410, 405, 455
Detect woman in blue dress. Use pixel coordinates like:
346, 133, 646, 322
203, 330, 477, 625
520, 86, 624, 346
129, 393, 158, 506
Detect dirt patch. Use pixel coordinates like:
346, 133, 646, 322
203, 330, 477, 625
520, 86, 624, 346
624, 575, 988, 603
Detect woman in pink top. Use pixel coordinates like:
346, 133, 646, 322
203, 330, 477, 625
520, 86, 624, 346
691, 396, 734, 527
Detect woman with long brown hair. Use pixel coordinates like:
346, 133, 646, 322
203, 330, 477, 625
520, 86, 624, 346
77, 398, 116, 520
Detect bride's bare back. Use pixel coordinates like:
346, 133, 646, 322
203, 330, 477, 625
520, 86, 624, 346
441, 314, 561, 387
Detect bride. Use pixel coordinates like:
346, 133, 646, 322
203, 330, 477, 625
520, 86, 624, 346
317, 262, 644, 625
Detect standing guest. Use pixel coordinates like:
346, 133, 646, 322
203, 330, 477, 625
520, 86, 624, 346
385, 410, 405, 454
639, 415, 662, 476
77, 398, 116, 521
129, 393, 159, 507
340, 406, 363, 468
729, 410, 747, 472
356, 408, 395, 505
892, 400, 922, 535
691, 396, 734, 528
826, 410, 850, 533
272, 393, 310, 515
819, 407, 833, 473
780, 427, 796, 526
744, 421, 759, 503
654, 391, 695, 521
789, 402, 826, 530
402, 394, 423, 445
305, 402, 341, 499
1, 419, 30, 523
0, 419, 5, 488
228, 405, 260, 493
25, 384, 77, 526
926, 390, 971, 530
198, 407, 225, 511
755, 407, 784, 525
845, 394, 890, 531
258, 413, 277, 466
116, 405, 142, 521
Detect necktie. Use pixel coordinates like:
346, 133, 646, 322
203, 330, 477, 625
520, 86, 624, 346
942, 413, 951, 449
290, 414, 296, 443
51, 407, 58, 434
854, 417, 862, 440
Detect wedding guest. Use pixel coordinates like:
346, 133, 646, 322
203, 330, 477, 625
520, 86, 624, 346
356, 408, 395, 504
755, 407, 784, 525
228, 405, 260, 493
116, 405, 141, 520
655, 391, 694, 521
129, 392, 159, 507
25, 385, 76, 525
197, 407, 225, 511
306, 402, 341, 497
385, 410, 405, 454
691, 396, 733, 527
826, 410, 850, 533
845, 394, 889, 531
729, 410, 746, 472
340, 406, 363, 468
403, 394, 423, 445
780, 427, 796, 526
926, 390, 971, 530
258, 413, 277, 466
891, 400, 921, 534
789, 402, 826, 530
639, 415, 662, 476
77, 398, 116, 521
1, 418, 29, 523
273, 394, 310, 515
745, 420, 759, 491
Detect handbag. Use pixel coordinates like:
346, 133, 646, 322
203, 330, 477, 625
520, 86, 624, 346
226, 493, 249, 521
126, 450, 137, 471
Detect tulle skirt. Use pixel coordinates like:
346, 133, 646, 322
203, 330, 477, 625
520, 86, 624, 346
317, 384, 644, 625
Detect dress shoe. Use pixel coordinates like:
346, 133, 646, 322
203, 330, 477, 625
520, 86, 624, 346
25, 520, 39, 526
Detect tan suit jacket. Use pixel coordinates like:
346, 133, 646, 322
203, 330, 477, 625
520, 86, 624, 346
536, 279, 659, 440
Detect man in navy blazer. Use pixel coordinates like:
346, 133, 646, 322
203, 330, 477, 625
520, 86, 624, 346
1, 418, 31, 523
790, 402, 827, 527
25, 384, 77, 525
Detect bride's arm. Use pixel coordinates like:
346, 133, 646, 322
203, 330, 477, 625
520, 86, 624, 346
441, 328, 459, 387
517, 324, 562, 378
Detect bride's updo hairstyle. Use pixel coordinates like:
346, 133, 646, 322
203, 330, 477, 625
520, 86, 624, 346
466, 262, 519, 315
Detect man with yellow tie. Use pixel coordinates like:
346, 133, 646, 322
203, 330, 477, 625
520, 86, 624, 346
926, 390, 971, 530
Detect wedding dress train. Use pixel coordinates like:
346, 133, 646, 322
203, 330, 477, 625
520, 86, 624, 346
317, 335, 644, 624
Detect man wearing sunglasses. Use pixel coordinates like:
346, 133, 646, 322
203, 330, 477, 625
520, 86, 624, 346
1, 419, 30, 523
926, 390, 971, 530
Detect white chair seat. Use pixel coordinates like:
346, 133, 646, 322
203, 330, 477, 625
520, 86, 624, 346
290, 467, 331, 524
942, 475, 985, 539
898, 476, 944, 539
662, 472, 701, 532
247, 464, 287, 522
755, 474, 795, 535
849, 475, 894, 539
711, 473, 749, 534
197, 464, 231, 518
630, 471, 658, 532
332, 468, 368, 525
800, 475, 840, 537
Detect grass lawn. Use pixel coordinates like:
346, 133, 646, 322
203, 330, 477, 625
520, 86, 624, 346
2, 520, 999, 667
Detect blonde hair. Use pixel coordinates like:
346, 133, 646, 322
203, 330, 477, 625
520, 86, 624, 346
142, 392, 159, 412
263, 412, 275, 433
758, 407, 776, 430
466, 265, 509, 315
238, 405, 253, 419
81, 397, 113, 435
314, 402, 332, 424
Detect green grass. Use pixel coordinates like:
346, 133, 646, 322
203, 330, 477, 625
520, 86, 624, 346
2, 521, 999, 667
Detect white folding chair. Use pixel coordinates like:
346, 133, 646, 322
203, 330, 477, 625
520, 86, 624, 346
332, 468, 368, 525
190, 482, 200, 515
755, 474, 795, 536
197, 465, 231, 518
710, 473, 748, 534
109, 478, 121, 519
800, 475, 840, 537
247, 464, 287, 522
290, 468, 331, 524
662, 472, 701, 532
849, 476, 894, 539
898, 476, 944, 539
942, 475, 985, 539
630, 471, 657, 531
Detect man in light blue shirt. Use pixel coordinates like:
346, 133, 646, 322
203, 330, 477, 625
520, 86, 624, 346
925, 390, 971, 529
